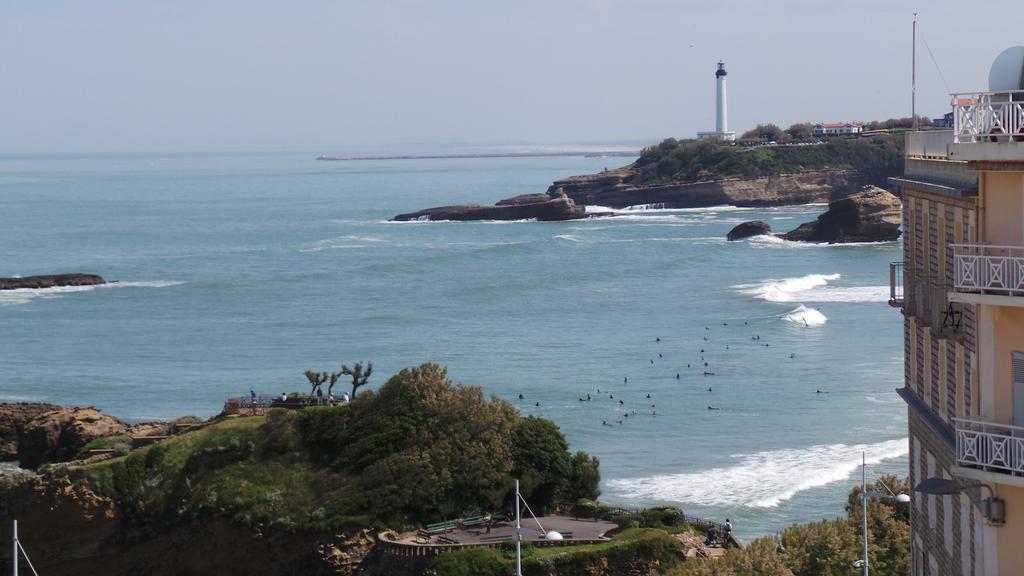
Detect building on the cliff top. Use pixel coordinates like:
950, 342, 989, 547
813, 122, 863, 137
889, 45, 1024, 576
697, 61, 736, 142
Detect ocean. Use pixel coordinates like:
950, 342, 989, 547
0, 150, 906, 541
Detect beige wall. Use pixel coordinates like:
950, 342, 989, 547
990, 306, 1024, 424
996, 485, 1024, 572
982, 172, 1024, 246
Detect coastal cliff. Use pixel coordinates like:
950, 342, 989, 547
544, 135, 902, 210
548, 168, 864, 209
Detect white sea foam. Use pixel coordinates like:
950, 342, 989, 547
0, 280, 186, 306
553, 234, 584, 242
606, 438, 908, 508
303, 235, 389, 252
782, 305, 827, 326
747, 235, 896, 250
735, 273, 888, 303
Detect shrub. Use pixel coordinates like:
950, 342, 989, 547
431, 547, 511, 576
76, 435, 133, 459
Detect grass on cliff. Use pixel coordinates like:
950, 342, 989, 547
631, 136, 904, 185
67, 363, 600, 534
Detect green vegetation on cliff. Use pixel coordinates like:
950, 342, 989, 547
72, 363, 600, 532
632, 136, 903, 186
669, 475, 910, 576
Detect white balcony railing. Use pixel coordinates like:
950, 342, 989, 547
952, 243, 1024, 296
952, 90, 1024, 143
955, 417, 1024, 477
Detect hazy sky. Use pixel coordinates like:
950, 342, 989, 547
1, 0, 1020, 153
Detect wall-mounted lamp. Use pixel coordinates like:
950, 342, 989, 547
914, 477, 1005, 524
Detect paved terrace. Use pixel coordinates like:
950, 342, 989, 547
396, 516, 617, 546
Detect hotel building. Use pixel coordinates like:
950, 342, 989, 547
891, 56, 1024, 575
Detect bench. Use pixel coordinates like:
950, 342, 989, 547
561, 531, 573, 539
491, 512, 508, 522
462, 515, 488, 527
424, 520, 457, 534
480, 534, 513, 542
437, 535, 460, 545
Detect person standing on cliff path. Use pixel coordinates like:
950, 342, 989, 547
316, 385, 324, 405
250, 385, 258, 415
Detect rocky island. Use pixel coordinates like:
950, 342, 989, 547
0, 273, 106, 290
782, 185, 902, 243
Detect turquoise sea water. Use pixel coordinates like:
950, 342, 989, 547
0, 151, 906, 540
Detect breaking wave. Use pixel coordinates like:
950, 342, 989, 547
735, 273, 888, 303
606, 438, 908, 508
782, 305, 827, 326
0, 280, 186, 306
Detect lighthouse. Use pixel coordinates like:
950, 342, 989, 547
697, 61, 736, 142
715, 62, 728, 134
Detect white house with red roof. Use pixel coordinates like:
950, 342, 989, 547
812, 122, 863, 137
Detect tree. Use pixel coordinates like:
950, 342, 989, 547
786, 122, 815, 141
341, 361, 374, 398
327, 371, 341, 398
300, 363, 521, 520
741, 123, 787, 142
511, 417, 571, 512
303, 370, 328, 399
565, 451, 601, 502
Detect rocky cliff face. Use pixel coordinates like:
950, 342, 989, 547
0, 403, 61, 460
782, 185, 902, 243
12, 405, 127, 468
548, 168, 864, 209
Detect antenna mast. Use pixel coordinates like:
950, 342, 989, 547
912, 13, 918, 130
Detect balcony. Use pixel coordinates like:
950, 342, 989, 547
953, 91, 1024, 143
888, 261, 904, 308
949, 91, 1024, 163
952, 244, 1024, 301
955, 417, 1024, 478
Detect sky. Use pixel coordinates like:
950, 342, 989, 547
0, 0, 1020, 154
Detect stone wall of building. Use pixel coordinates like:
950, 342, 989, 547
903, 184, 982, 575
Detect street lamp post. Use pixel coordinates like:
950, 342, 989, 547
858, 451, 911, 575
515, 479, 522, 576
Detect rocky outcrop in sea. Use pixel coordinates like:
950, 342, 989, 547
0, 274, 105, 290
391, 192, 587, 222
727, 221, 772, 241
782, 185, 902, 243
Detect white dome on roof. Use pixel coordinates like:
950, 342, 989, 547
544, 531, 563, 541
989, 46, 1024, 91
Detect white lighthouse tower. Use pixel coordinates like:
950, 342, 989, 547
698, 61, 736, 142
